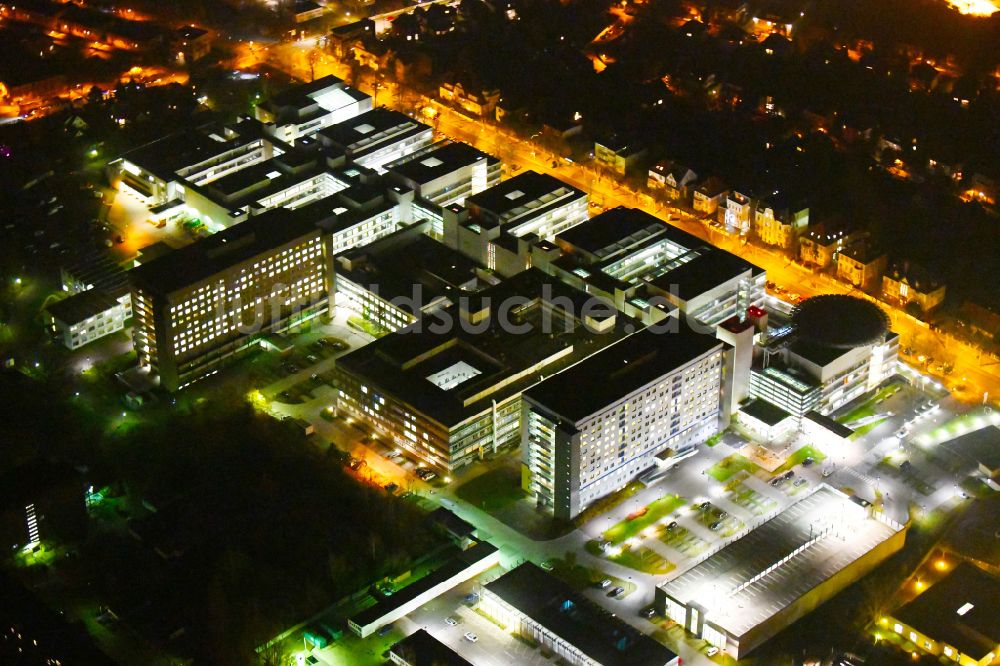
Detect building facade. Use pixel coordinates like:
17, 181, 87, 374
129, 209, 332, 391
523, 326, 726, 520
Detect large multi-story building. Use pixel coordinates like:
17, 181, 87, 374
334, 224, 483, 334
385, 140, 500, 207
657, 485, 906, 659
522, 325, 727, 520
316, 108, 434, 173
254, 75, 371, 143
128, 208, 332, 391
545, 207, 766, 328
112, 118, 275, 205
333, 270, 636, 471
749, 296, 898, 419
445, 170, 588, 276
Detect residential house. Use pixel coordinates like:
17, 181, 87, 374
837, 241, 887, 290
439, 78, 500, 117
648, 160, 697, 202
594, 135, 648, 175
692, 177, 728, 216
799, 221, 862, 269
882, 260, 946, 314
722, 190, 754, 235
753, 194, 809, 249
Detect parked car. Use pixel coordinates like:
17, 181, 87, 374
463, 593, 478, 604
822, 468, 835, 478
377, 624, 393, 637
540, 560, 554, 571
445, 617, 458, 626
793, 478, 807, 487
699, 501, 711, 511
706, 646, 720, 656
608, 586, 625, 597
802, 457, 815, 467
641, 607, 657, 619
709, 521, 722, 531
665, 521, 678, 531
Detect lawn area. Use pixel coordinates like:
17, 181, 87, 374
773, 445, 827, 474
455, 467, 526, 511
706, 455, 759, 483
347, 315, 389, 338
603, 494, 686, 544
849, 417, 888, 439
835, 384, 900, 424
574, 480, 645, 526
610, 546, 676, 575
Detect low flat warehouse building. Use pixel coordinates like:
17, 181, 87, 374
886, 561, 1000, 665
479, 563, 680, 666
656, 485, 906, 659
348, 542, 500, 638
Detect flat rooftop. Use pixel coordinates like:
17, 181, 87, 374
128, 207, 321, 297
337, 231, 480, 313
389, 629, 472, 666
650, 247, 759, 301
335, 270, 637, 426
350, 542, 497, 628
556, 207, 672, 259
524, 323, 723, 423
659, 485, 902, 640
940, 425, 1000, 472
466, 170, 583, 220
893, 562, 1000, 661
385, 140, 496, 184
120, 129, 234, 181
486, 563, 678, 666
46, 289, 120, 325
740, 398, 793, 426
318, 107, 430, 156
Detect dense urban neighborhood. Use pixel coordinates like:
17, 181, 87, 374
1, 0, 999, 665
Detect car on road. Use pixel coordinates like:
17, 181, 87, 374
445, 617, 458, 626
822, 467, 835, 478
896, 427, 909, 439
793, 478, 807, 487
698, 501, 711, 511
608, 586, 624, 597
709, 521, 722, 531
706, 646, 720, 657
598, 579, 612, 589
463, 632, 478, 643
377, 624, 393, 637
540, 560, 554, 571
463, 593, 478, 604
783, 470, 795, 480
665, 521, 678, 531
802, 457, 815, 467
770, 476, 783, 487
640, 606, 657, 618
